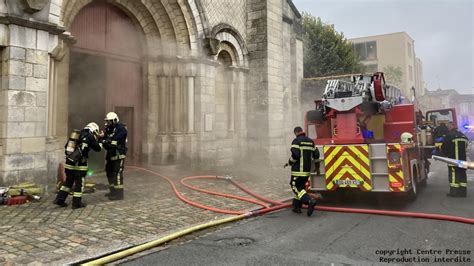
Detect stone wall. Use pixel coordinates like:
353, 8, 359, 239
0, 0, 62, 185
0, 0, 303, 185
246, 0, 303, 166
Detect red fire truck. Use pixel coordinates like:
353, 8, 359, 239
305, 72, 453, 201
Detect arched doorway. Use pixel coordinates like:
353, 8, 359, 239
215, 50, 234, 163
68, 1, 143, 171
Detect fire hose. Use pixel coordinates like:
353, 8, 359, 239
81, 166, 474, 265
432, 155, 474, 170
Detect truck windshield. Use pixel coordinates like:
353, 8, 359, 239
427, 110, 454, 127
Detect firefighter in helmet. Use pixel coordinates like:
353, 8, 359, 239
441, 123, 468, 197
285, 126, 319, 216
54, 122, 103, 209
433, 122, 450, 141
101, 112, 128, 200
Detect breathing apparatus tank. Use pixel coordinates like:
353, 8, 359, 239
66, 129, 80, 154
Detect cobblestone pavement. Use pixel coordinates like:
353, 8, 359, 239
0, 163, 291, 265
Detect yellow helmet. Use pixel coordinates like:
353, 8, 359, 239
85, 122, 100, 136
104, 112, 119, 123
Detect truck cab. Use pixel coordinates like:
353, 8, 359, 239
424, 108, 457, 146
426, 108, 457, 129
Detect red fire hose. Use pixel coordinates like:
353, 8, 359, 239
127, 166, 474, 225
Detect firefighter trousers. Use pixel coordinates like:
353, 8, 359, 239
56, 169, 86, 207
290, 175, 311, 208
448, 166, 467, 197
106, 159, 125, 199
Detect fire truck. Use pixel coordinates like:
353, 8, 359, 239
305, 72, 449, 201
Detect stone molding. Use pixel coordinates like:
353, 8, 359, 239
0, 13, 65, 35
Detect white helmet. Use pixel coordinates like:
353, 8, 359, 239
400, 132, 413, 143
105, 112, 119, 123
85, 122, 100, 135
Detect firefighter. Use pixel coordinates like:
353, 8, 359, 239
101, 112, 128, 200
285, 126, 319, 216
433, 122, 449, 141
441, 123, 468, 197
54, 122, 103, 209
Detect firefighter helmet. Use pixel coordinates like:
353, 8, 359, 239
401, 132, 413, 143
105, 112, 119, 123
85, 122, 100, 136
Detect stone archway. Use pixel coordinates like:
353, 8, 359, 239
68, 1, 144, 170
58, 0, 203, 167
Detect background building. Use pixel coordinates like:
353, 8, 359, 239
0, 0, 303, 185
349, 32, 425, 100
421, 89, 474, 133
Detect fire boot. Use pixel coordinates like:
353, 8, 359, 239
53, 198, 67, 207
459, 187, 467, 198
300, 194, 316, 217
53, 191, 68, 207
446, 187, 462, 197
72, 197, 86, 209
105, 186, 115, 197
307, 199, 316, 217
108, 189, 123, 201
292, 198, 302, 214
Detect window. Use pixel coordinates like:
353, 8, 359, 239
353, 41, 377, 60
366, 41, 377, 60
407, 42, 412, 58
354, 43, 366, 60
409, 65, 413, 81
427, 109, 454, 126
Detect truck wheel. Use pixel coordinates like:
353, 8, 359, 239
406, 169, 418, 202
419, 165, 428, 188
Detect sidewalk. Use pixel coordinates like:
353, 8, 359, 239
0, 163, 291, 265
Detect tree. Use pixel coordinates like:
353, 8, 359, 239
302, 13, 363, 78
382, 65, 403, 87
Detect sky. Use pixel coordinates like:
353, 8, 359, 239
293, 0, 473, 95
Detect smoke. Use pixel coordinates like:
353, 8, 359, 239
63, 0, 306, 190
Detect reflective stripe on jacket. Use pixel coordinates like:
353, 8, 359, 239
289, 133, 319, 176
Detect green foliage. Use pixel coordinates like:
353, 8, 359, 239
302, 13, 363, 78
382, 65, 403, 86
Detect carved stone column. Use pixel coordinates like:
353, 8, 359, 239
186, 76, 195, 133
173, 76, 182, 133
158, 76, 168, 133
229, 71, 235, 132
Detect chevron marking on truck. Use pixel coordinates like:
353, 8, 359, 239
387, 144, 405, 192
323, 145, 372, 191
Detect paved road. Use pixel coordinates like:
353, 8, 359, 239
120, 164, 474, 265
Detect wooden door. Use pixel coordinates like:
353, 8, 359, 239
106, 59, 142, 162
70, 1, 143, 163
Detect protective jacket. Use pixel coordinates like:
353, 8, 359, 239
103, 122, 128, 161
64, 129, 102, 171
441, 129, 468, 160
288, 133, 319, 177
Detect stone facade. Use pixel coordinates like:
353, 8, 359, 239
0, 0, 303, 185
